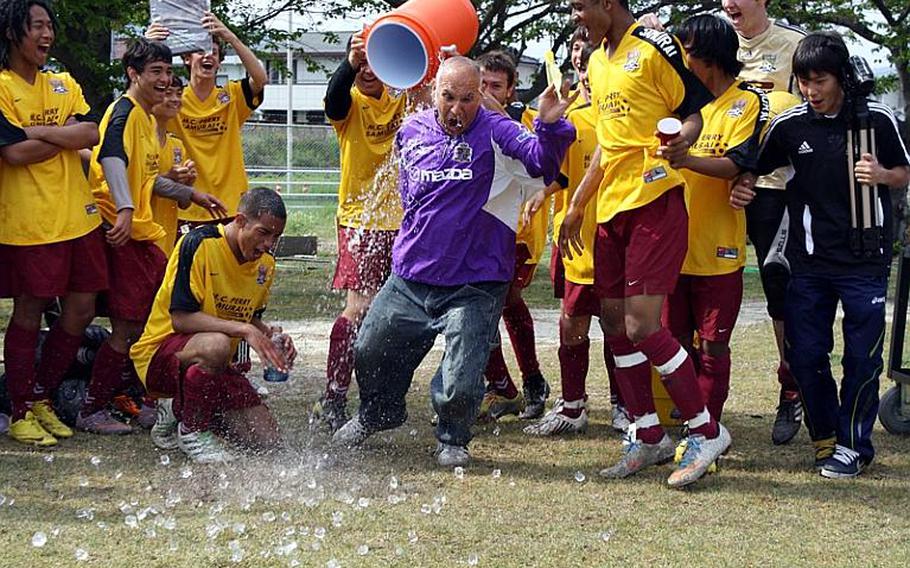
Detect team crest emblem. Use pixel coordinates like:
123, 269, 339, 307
50, 79, 68, 94
727, 98, 747, 118
257, 265, 268, 285
759, 54, 778, 74
218, 91, 231, 105
624, 49, 641, 72
453, 142, 473, 163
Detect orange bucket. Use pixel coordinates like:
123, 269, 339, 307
365, 0, 479, 89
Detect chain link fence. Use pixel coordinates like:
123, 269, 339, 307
242, 122, 340, 209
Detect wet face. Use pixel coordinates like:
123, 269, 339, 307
151, 84, 183, 122
129, 59, 173, 107
236, 212, 286, 262
797, 71, 844, 116
570, 0, 611, 45
354, 62, 384, 98
183, 42, 221, 81
480, 68, 513, 107
435, 64, 481, 136
570, 39, 589, 75
721, 0, 766, 37
14, 4, 54, 68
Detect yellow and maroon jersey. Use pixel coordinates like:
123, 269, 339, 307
554, 103, 599, 285
587, 24, 714, 224
151, 133, 189, 256
0, 70, 100, 245
130, 223, 275, 383
515, 107, 551, 265
330, 86, 405, 231
681, 81, 769, 276
171, 79, 262, 221
91, 95, 165, 243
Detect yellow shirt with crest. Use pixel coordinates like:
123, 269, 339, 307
171, 79, 262, 222
0, 70, 100, 245
330, 86, 405, 231
90, 95, 165, 243
553, 103, 599, 285
515, 107, 551, 265
587, 24, 714, 223
681, 81, 769, 276
130, 224, 275, 384
151, 134, 189, 256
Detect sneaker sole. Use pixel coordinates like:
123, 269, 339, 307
819, 467, 862, 479
9, 434, 57, 446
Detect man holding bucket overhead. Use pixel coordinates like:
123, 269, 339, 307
332, 57, 576, 467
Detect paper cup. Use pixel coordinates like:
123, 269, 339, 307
657, 117, 682, 145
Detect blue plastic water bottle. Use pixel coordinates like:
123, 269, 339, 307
263, 334, 290, 382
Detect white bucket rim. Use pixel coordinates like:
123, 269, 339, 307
366, 20, 429, 90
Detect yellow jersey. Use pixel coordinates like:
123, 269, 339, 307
130, 224, 275, 383
150, 134, 189, 256
90, 95, 165, 243
0, 70, 100, 245
587, 24, 714, 224
681, 81, 769, 276
171, 79, 262, 222
554, 103, 599, 285
515, 107, 551, 264
330, 86, 405, 231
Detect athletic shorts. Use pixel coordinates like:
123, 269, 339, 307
0, 227, 108, 299
662, 269, 744, 344
511, 243, 536, 290
593, 187, 688, 299
550, 245, 599, 317
145, 333, 262, 411
104, 238, 167, 322
332, 225, 397, 292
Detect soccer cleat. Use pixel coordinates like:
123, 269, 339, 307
611, 403, 631, 432
771, 392, 803, 445
177, 425, 236, 464
813, 437, 836, 469
599, 434, 675, 479
76, 409, 133, 435
311, 396, 350, 433
151, 398, 179, 450
434, 443, 471, 467
331, 414, 374, 448
478, 390, 524, 422
523, 405, 588, 436
32, 400, 74, 438
673, 438, 717, 474
8, 411, 57, 446
667, 424, 732, 488
819, 444, 867, 479
519, 373, 550, 420
136, 402, 157, 430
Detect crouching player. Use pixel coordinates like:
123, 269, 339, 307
743, 32, 910, 478
130, 188, 294, 463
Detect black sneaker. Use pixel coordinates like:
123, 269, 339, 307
518, 373, 550, 420
311, 396, 349, 433
771, 392, 802, 445
820, 445, 869, 479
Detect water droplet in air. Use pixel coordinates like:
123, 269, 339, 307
180, 467, 193, 479
314, 526, 326, 539
357, 497, 370, 508
31, 531, 47, 547
124, 515, 139, 529
75, 547, 89, 561
43, 454, 54, 463
408, 530, 418, 543
159, 454, 171, 466
600, 529, 615, 542
574, 471, 586, 483
467, 552, 480, 566
389, 476, 399, 490
326, 559, 340, 568
454, 467, 465, 479
332, 511, 343, 527
90, 456, 101, 467
357, 544, 369, 556
492, 469, 501, 479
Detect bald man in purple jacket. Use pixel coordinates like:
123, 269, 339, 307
332, 57, 576, 466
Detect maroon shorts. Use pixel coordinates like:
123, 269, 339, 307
662, 269, 744, 343
332, 226, 397, 292
593, 187, 688, 299
104, 238, 167, 322
0, 228, 108, 299
550, 245, 599, 317
145, 333, 262, 411
512, 243, 536, 289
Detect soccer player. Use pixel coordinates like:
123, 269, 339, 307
0, 0, 103, 446
665, 15, 769, 425
746, 33, 909, 477
146, 11, 266, 228
312, 29, 406, 432
475, 49, 552, 421
524, 44, 630, 436
131, 188, 294, 463
562, 0, 730, 488
332, 57, 575, 467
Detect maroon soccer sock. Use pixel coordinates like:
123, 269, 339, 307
35, 324, 83, 396
636, 328, 718, 439
4, 322, 39, 420
698, 351, 731, 421
502, 299, 540, 379
325, 316, 358, 401
176, 364, 218, 433
604, 341, 623, 407
82, 342, 128, 415
605, 334, 662, 443
777, 363, 799, 395
558, 339, 589, 403
484, 345, 519, 398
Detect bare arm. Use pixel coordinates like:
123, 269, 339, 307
172, 310, 288, 371
679, 155, 741, 180
25, 118, 98, 150
204, 12, 267, 93
558, 145, 604, 259
0, 139, 61, 165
